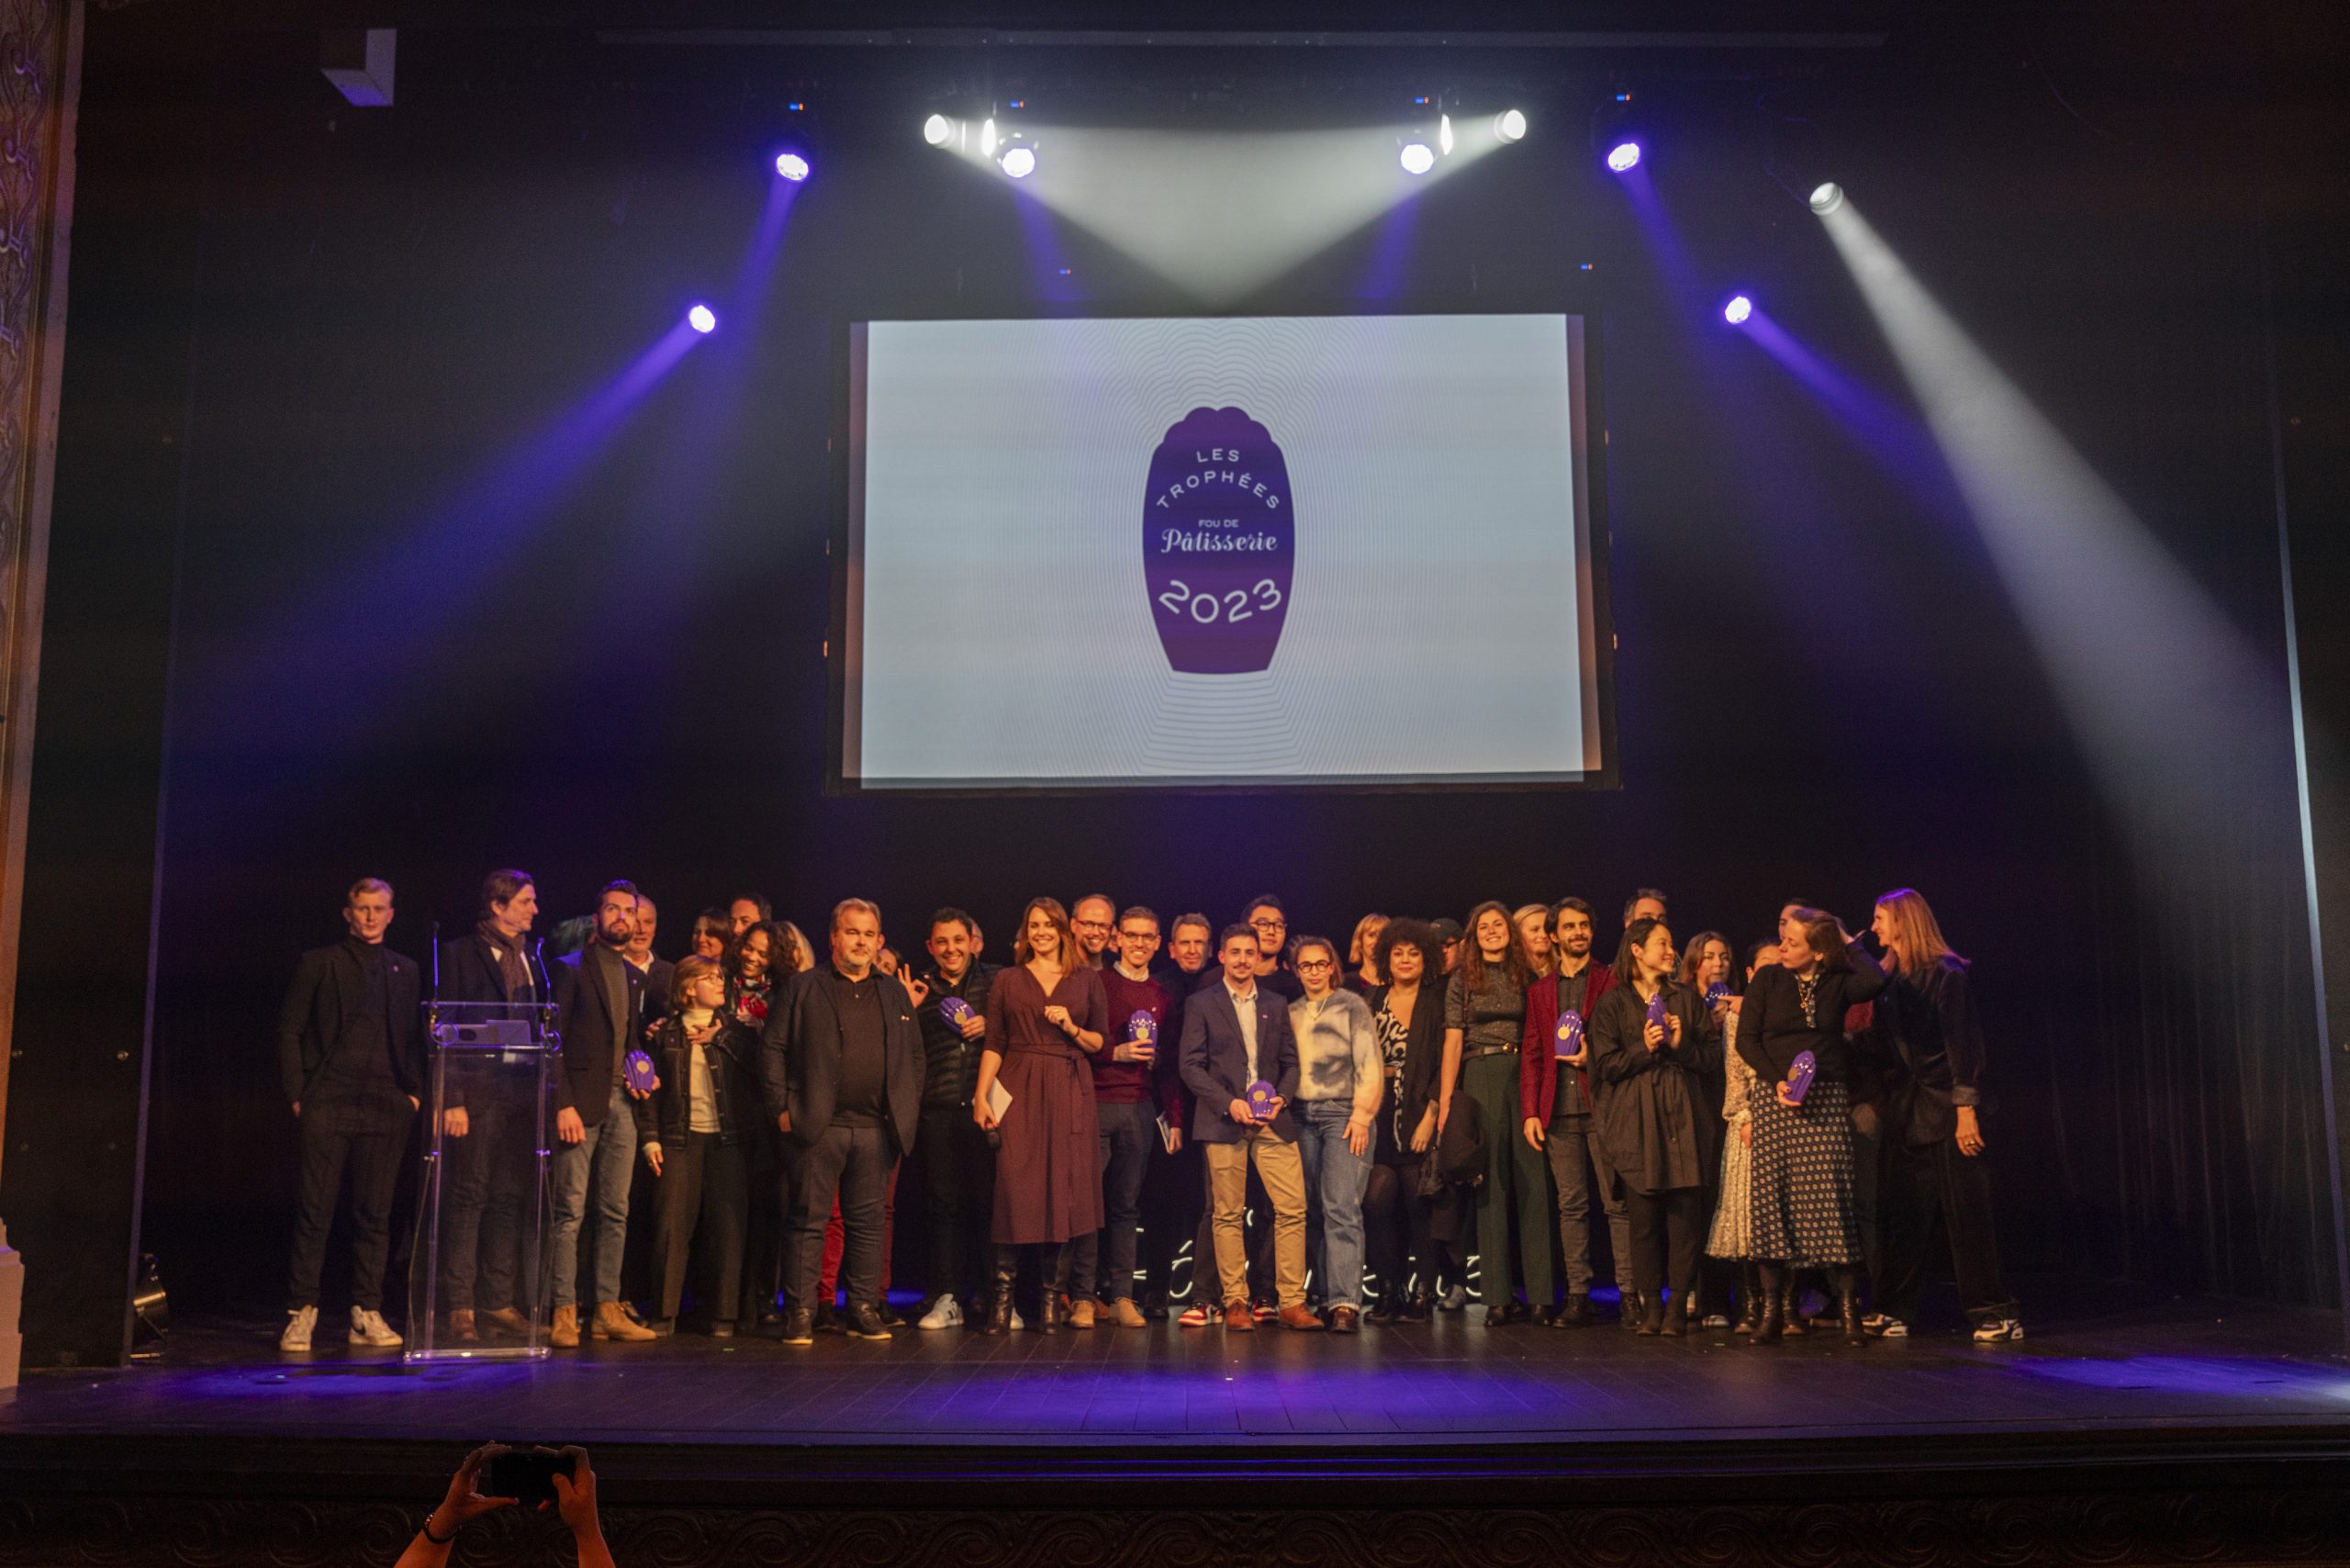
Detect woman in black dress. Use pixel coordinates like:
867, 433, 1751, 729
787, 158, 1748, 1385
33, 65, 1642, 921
1733, 908, 1887, 1344
970, 897, 1109, 1334
1586, 919, 1716, 1336
1361, 919, 1453, 1322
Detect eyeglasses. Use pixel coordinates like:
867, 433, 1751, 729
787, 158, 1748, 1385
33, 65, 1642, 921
1294, 958, 1334, 971
1249, 918, 1286, 932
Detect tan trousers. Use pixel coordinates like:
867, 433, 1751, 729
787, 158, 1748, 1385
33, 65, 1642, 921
1204, 1128, 1308, 1308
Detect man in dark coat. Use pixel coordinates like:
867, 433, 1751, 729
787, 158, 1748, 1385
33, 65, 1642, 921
762, 897, 924, 1345
276, 878, 425, 1352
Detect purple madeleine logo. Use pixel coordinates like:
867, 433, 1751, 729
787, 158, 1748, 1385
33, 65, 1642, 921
1143, 406, 1293, 675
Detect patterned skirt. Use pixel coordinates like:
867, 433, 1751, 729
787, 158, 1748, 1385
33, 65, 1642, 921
1743, 1077, 1863, 1267
1705, 1117, 1754, 1260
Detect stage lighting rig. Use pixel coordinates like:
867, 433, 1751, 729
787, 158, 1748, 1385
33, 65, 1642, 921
774, 152, 811, 182
688, 304, 718, 334
1808, 181, 1845, 214
1399, 140, 1435, 175
1495, 108, 1528, 142
1722, 295, 1753, 326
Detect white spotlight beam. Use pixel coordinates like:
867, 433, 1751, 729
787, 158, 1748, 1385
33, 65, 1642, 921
1818, 198, 2286, 871
943, 124, 1511, 306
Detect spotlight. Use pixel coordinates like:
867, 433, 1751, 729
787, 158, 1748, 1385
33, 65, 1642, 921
774, 152, 810, 183
1722, 295, 1752, 326
688, 304, 717, 334
1606, 140, 1641, 174
1439, 114, 1454, 155
1400, 141, 1435, 175
1808, 181, 1845, 215
980, 117, 999, 157
1495, 108, 1528, 142
1000, 146, 1036, 179
923, 113, 953, 147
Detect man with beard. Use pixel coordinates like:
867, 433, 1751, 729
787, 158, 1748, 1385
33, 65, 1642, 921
548, 882, 659, 1348
1519, 897, 1631, 1327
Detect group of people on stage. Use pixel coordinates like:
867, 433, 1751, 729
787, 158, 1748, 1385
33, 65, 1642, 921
274, 871, 2021, 1353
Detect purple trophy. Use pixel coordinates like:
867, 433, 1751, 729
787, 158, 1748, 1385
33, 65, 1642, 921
1705, 981, 1730, 1007
1785, 1049, 1818, 1105
1126, 1011, 1158, 1047
1645, 988, 1669, 1033
1554, 1008, 1585, 1060
623, 1048, 658, 1094
1143, 406, 1294, 675
1247, 1080, 1280, 1120
938, 996, 978, 1031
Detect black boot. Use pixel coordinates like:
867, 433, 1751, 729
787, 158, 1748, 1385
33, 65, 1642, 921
1751, 1264, 1785, 1345
1836, 1268, 1865, 1346
1552, 1292, 1592, 1327
982, 1253, 1015, 1337
1780, 1275, 1808, 1338
1661, 1292, 1689, 1338
1734, 1262, 1762, 1336
1635, 1290, 1665, 1336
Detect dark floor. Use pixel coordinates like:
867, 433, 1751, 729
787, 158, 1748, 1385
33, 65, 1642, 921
8, 1281, 2348, 1450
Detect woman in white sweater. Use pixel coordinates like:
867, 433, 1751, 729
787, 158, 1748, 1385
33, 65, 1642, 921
1289, 937, 1384, 1332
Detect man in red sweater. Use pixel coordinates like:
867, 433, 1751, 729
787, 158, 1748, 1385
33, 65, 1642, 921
1070, 906, 1173, 1328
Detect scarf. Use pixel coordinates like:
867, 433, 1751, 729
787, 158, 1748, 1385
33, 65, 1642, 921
476, 919, 532, 1002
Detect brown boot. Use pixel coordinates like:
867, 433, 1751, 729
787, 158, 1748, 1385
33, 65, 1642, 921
1278, 1304, 1326, 1332
593, 1301, 657, 1342
550, 1305, 580, 1349
480, 1305, 532, 1338
448, 1309, 478, 1343
1110, 1297, 1147, 1328
1069, 1298, 1097, 1329
1223, 1297, 1257, 1332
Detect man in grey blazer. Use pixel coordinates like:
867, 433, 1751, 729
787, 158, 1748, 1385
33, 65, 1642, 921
763, 897, 926, 1345
1178, 924, 1319, 1331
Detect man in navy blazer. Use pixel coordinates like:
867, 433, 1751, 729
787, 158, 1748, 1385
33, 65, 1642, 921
1179, 924, 1319, 1330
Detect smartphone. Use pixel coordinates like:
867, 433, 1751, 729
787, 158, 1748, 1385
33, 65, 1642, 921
484, 1449, 570, 1503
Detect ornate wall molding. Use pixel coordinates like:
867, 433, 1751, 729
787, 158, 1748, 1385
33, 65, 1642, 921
0, 0, 79, 1394
5, 1492, 2350, 1568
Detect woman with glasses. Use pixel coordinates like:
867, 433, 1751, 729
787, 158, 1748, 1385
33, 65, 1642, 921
1288, 936, 1382, 1332
1437, 902, 1554, 1325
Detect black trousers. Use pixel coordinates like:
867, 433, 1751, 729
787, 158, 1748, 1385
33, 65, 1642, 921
1363, 1157, 1436, 1297
785, 1123, 895, 1313
1876, 1133, 2016, 1325
919, 1102, 996, 1304
440, 1090, 535, 1315
287, 1098, 412, 1312
650, 1132, 748, 1323
1140, 1131, 1202, 1302
738, 1125, 786, 1322
1622, 1185, 1705, 1305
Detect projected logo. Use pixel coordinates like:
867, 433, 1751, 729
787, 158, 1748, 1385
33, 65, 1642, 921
1143, 406, 1293, 675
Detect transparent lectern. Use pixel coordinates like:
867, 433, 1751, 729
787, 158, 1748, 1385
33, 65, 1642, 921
407, 998, 560, 1361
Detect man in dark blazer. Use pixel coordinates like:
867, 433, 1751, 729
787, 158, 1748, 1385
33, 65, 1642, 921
762, 897, 924, 1345
275, 878, 425, 1353
1178, 923, 1318, 1331
431, 868, 547, 1344
547, 880, 657, 1347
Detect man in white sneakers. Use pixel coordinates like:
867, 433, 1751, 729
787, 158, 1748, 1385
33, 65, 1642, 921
278, 879, 426, 1351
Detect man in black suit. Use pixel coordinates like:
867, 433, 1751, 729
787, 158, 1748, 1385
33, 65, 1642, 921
548, 880, 658, 1348
276, 879, 426, 1353
432, 868, 547, 1344
763, 897, 924, 1345
1179, 923, 1318, 1332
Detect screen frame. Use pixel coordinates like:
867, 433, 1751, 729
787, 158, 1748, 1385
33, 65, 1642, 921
825, 302, 1619, 797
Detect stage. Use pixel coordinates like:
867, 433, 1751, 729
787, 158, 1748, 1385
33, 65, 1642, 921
6, 1281, 2350, 1565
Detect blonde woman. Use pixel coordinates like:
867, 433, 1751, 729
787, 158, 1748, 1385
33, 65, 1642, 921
1344, 913, 1390, 995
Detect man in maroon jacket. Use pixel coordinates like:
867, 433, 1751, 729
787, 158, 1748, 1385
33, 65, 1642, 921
1519, 897, 1632, 1326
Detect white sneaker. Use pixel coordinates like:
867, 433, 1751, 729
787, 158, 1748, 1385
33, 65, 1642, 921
280, 1305, 317, 1352
918, 1294, 964, 1331
1863, 1313, 1908, 1338
1972, 1316, 2024, 1343
1009, 1306, 1025, 1332
349, 1306, 404, 1348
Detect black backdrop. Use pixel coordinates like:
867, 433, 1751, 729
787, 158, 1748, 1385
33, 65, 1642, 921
10, 5, 2342, 1355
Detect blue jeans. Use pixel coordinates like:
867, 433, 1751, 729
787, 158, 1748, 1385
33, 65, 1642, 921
1294, 1099, 1372, 1309
550, 1081, 636, 1309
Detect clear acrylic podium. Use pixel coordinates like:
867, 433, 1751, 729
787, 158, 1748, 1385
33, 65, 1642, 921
407, 1000, 559, 1361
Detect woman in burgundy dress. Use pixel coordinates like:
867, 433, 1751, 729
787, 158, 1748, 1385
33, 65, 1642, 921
972, 897, 1109, 1334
